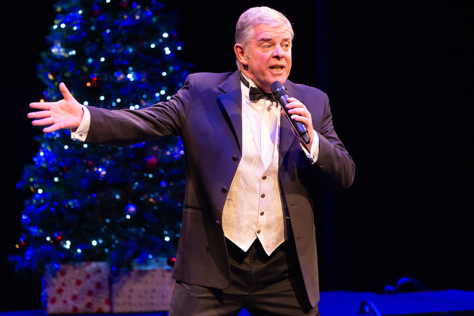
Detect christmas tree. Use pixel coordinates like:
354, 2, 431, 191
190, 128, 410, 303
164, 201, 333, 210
12, 0, 190, 274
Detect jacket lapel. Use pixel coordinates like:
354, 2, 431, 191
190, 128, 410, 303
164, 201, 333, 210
218, 71, 243, 153
279, 80, 305, 167
216, 74, 305, 160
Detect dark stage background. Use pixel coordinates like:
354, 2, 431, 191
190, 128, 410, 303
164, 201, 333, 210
1, 0, 473, 311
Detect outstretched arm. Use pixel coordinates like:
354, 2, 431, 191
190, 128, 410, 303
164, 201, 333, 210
28, 83, 84, 133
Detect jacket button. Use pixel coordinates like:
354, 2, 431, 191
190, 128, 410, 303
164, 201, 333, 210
256, 230, 261, 234
261, 193, 265, 198
262, 175, 267, 180
216, 220, 221, 225
222, 186, 228, 193
232, 155, 238, 161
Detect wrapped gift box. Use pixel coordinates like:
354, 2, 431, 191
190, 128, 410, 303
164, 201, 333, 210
43, 262, 110, 314
111, 267, 175, 312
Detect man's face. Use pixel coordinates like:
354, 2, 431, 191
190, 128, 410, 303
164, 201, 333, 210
235, 24, 292, 93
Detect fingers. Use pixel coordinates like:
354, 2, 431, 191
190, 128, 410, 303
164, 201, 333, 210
43, 124, 60, 133
29, 102, 52, 110
31, 117, 54, 126
27, 111, 51, 119
59, 82, 74, 101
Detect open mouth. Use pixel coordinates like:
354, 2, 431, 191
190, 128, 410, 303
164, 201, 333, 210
270, 66, 284, 72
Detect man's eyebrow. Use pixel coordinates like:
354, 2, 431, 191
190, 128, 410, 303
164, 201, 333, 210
257, 37, 292, 42
257, 37, 273, 42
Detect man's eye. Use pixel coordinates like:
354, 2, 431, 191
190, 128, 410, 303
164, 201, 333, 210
262, 44, 271, 50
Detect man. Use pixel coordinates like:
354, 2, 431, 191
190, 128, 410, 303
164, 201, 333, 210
29, 6, 354, 316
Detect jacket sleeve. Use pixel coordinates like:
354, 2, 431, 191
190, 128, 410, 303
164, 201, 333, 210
84, 74, 195, 146
312, 93, 355, 191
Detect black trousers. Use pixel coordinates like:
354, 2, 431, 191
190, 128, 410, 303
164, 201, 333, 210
169, 237, 319, 316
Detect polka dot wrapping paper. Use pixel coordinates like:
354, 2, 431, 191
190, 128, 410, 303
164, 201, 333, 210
111, 268, 175, 312
42, 262, 110, 314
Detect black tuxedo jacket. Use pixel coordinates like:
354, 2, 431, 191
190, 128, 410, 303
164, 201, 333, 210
85, 71, 355, 307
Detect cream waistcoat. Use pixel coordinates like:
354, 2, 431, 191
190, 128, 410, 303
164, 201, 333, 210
222, 86, 285, 256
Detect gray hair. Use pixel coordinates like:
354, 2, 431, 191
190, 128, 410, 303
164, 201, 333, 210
235, 7, 294, 67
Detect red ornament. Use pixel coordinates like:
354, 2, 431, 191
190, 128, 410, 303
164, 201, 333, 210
143, 155, 159, 172
167, 255, 176, 267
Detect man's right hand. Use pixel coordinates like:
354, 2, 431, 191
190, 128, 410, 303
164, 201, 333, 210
28, 82, 84, 133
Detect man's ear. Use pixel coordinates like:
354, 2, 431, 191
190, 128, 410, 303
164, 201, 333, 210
234, 44, 248, 67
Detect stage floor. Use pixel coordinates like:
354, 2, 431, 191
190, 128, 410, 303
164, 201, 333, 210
2, 290, 474, 316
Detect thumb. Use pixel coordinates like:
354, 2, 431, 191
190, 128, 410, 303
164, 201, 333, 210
59, 82, 74, 102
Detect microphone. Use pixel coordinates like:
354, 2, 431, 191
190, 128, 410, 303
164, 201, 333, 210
271, 81, 310, 144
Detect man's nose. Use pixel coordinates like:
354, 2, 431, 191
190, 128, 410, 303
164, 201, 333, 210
272, 45, 285, 58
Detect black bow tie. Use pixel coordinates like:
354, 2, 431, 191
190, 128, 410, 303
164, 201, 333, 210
240, 74, 274, 101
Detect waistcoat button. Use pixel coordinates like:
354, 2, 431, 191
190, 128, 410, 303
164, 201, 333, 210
232, 155, 238, 161
222, 186, 228, 193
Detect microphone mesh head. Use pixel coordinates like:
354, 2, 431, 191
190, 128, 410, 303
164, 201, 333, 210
271, 81, 288, 99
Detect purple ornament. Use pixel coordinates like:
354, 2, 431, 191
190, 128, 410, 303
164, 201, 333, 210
125, 203, 137, 216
